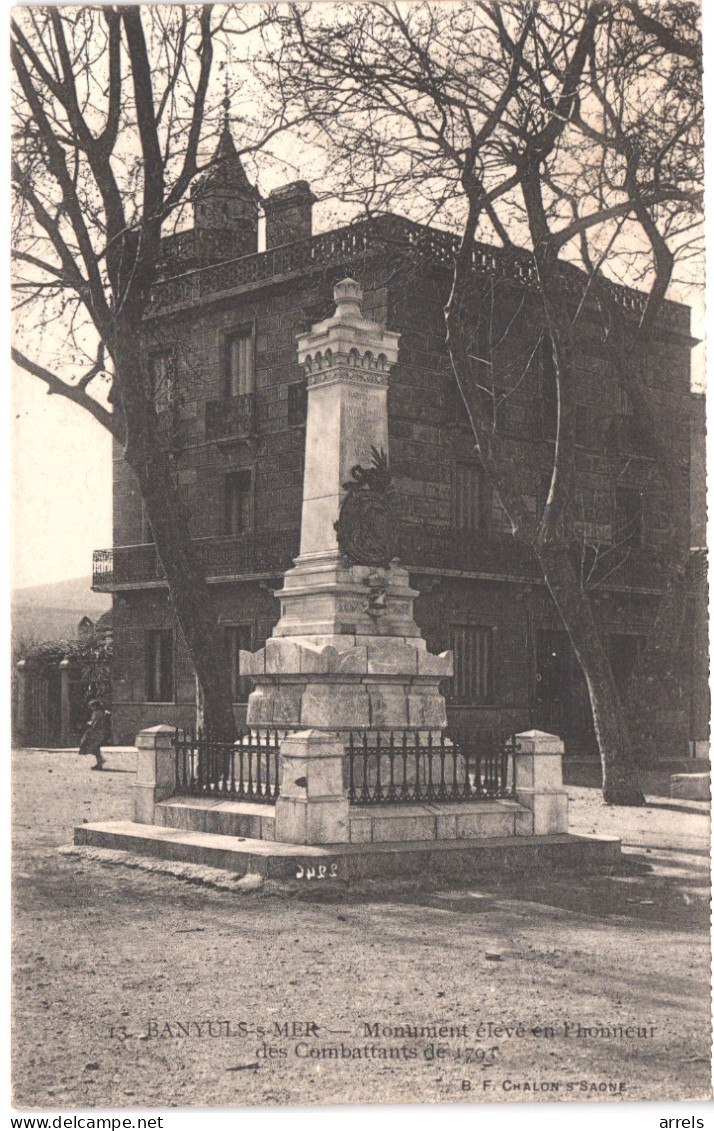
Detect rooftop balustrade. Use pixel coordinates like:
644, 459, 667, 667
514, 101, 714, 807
150, 213, 690, 335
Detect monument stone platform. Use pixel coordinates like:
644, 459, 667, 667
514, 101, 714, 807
75, 819, 621, 881
74, 278, 621, 875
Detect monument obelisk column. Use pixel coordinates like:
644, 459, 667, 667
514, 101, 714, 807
240, 278, 453, 842
298, 278, 394, 562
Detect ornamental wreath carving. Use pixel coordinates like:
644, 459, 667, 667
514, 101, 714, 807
334, 446, 400, 567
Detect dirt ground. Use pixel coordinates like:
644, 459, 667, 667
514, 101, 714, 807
11, 747, 712, 1109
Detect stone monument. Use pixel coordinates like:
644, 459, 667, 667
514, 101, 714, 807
78, 286, 611, 872
240, 278, 453, 841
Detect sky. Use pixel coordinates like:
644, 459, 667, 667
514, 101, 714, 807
12, 375, 112, 591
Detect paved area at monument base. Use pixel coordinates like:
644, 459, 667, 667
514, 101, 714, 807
74, 818, 621, 879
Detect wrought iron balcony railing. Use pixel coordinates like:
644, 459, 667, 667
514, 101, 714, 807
398, 523, 540, 578
93, 522, 668, 593
205, 393, 256, 442
92, 529, 301, 591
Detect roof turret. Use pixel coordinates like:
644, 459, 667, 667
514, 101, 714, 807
190, 121, 260, 253
191, 124, 260, 204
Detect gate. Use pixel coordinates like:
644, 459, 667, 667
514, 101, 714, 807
24, 671, 61, 746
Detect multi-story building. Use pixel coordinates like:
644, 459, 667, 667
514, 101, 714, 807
94, 125, 699, 756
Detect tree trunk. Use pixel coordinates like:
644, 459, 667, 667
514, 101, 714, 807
135, 450, 236, 740
535, 545, 646, 805
608, 326, 692, 765
116, 341, 236, 741
445, 263, 645, 805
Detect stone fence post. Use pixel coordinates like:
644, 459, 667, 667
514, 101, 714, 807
134, 725, 176, 824
274, 729, 349, 844
514, 729, 569, 835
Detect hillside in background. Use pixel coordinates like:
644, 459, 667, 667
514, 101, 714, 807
12, 576, 111, 646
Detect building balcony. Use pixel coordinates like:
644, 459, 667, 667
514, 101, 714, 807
92, 530, 300, 591
205, 393, 256, 443
398, 523, 541, 579
612, 413, 653, 458
93, 524, 670, 594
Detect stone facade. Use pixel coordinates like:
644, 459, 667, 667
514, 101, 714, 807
96, 130, 699, 760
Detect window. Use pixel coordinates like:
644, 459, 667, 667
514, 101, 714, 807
224, 327, 254, 398
224, 470, 252, 536
148, 351, 176, 413
140, 500, 154, 545
145, 629, 174, 703
489, 385, 527, 435
538, 473, 552, 519
449, 625, 494, 704
490, 490, 512, 534
617, 386, 633, 416
453, 463, 485, 531
615, 487, 643, 548
288, 381, 307, 426
574, 487, 612, 541
224, 624, 253, 702
443, 377, 470, 425
616, 385, 650, 455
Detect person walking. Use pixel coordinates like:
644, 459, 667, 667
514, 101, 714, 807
79, 698, 107, 770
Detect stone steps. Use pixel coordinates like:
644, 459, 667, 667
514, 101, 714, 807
74, 819, 621, 880
157, 797, 277, 840
349, 799, 531, 842
155, 796, 534, 844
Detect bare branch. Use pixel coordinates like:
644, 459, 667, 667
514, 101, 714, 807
12, 346, 121, 441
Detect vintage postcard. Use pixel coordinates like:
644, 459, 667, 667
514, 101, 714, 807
10, 0, 711, 1118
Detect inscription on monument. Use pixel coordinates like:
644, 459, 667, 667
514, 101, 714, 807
341, 389, 386, 479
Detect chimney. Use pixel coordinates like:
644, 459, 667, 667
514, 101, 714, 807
264, 181, 316, 249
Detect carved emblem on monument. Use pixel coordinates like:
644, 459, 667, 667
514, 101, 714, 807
334, 446, 400, 567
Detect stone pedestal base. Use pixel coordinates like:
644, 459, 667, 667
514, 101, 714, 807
246, 671, 449, 730
240, 553, 452, 732
272, 552, 425, 639
242, 630, 451, 731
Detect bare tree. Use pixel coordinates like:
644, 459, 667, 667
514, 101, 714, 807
11, 6, 290, 739
264, 0, 703, 803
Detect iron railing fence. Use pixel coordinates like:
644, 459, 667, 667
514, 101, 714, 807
171, 726, 518, 807
173, 727, 286, 803
346, 729, 518, 805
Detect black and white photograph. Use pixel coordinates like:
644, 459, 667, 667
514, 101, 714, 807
10, 0, 711, 1117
